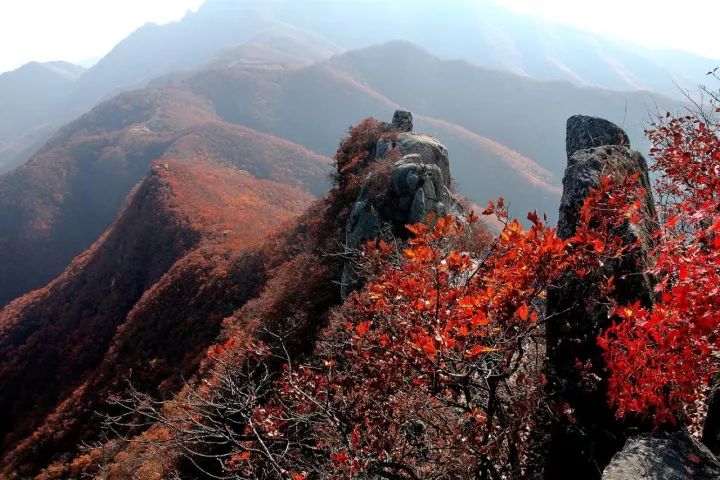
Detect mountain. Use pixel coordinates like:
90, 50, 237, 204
0, 158, 314, 477
192, 0, 714, 97
70, 13, 340, 108
177, 40, 684, 213
0, 25, 339, 176
0, 36, 689, 309
0, 106, 479, 478
0, 85, 330, 308
0, 61, 85, 172
0, 61, 84, 142
0, 0, 706, 178
326, 41, 682, 177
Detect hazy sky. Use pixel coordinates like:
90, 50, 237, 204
0, 0, 204, 73
491, 0, 720, 60
1, 0, 718, 74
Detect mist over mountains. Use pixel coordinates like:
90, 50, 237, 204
1, 0, 708, 174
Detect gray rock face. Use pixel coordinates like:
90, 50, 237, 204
392, 110, 413, 132
557, 145, 656, 240
545, 117, 657, 479
566, 115, 630, 161
376, 133, 451, 185
342, 112, 462, 298
396, 133, 451, 184
392, 158, 455, 225
603, 433, 720, 480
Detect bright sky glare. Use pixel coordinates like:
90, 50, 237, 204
0, 0, 204, 73
488, 0, 720, 60
1, 0, 718, 74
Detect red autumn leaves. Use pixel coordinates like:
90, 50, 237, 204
600, 113, 720, 427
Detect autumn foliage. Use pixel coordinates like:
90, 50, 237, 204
321, 210, 570, 478
45, 102, 720, 479
600, 106, 720, 428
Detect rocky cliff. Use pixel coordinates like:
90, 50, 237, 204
545, 115, 657, 478
342, 110, 464, 298
603, 433, 720, 480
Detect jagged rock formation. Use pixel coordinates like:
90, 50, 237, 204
603, 433, 720, 480
544, 115, 657, 479
388, 109, 413, 132
565, 115, 630, 162
342, 111, 463, 298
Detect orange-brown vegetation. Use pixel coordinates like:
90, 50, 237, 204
41, 118, 492, 480
0, 86, 329, 308
0, 158, 314, 478
76, 102, 720, 480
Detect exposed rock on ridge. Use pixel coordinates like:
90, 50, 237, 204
342, 111, 463, 298
545, 115, 657, 479
565, 114, 630, 161
603, 433, 720, 480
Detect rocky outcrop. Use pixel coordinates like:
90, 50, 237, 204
566, 114, 630, 161
544, 116, 657, 479
603, 433, 720, 480
341, 111, 462, 298
390, 109, 413, 132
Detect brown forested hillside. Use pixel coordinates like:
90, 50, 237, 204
0, 159, 314, 477
0, 87, 329, 308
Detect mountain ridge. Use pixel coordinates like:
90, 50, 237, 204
0, 85, 330, 308
0, 158, 314, 477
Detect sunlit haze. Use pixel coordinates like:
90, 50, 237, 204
0, 0, 204, 73
1, 0, 719, 74
490, 0, 720, 59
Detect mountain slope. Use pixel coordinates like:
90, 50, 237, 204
73, 0, 715, 102
0, 86, 330, 308
5, 109, 496, 480
182, 51, 562, 215
191, 0, 714, 96
178, 41, 685, 218
327, 41, 682, 178
0, 26, 339, 175
0, 61, 85, 173
0, 61, 84, 142
2, 0, 707, 176
0, 39, 685, 311
0, 159, 314, 477
71, 10, 340, 108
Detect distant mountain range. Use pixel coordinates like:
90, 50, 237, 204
0, 7, 691, 309
0, 0, 710, 175
0, 1, 713, 476
0, 37, 684, 306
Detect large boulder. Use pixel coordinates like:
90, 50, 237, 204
341, 111, 462, 298
566, 115, 630, 160
376, 132, 451, 185
544, 117, 657, 479
391, 109, 413, 132
603, 433, 720, 480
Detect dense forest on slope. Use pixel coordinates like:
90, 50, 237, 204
0, 158, 314, 477
0, 86, 329, 307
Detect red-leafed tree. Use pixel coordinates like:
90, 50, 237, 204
107, 187, 647, 479
308, 210, 572, 479
599, 92, 720, 429
162, 206, 585, 479
105, 97, 720, 478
